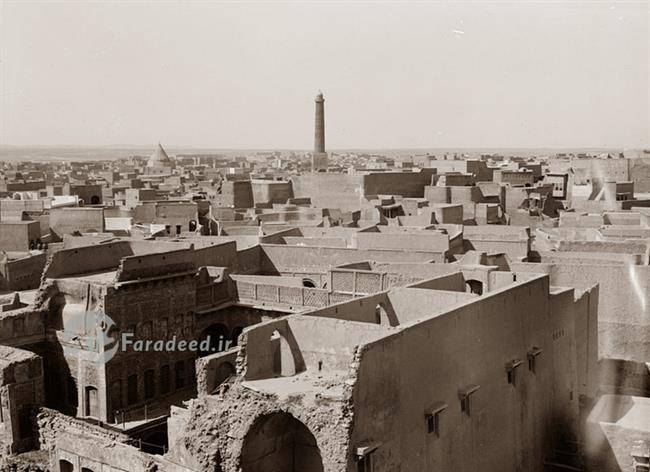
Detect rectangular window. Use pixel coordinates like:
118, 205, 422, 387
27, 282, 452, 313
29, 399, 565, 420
160, 365, 170, 394
175, 361, 185, 389
425, 402, 447, 437
507, 360, 523, 385
459, 385, 480, 416
144, 369, 155, 399
127, 374, 138, 405
527, 347, 542, 373
66, 377, 77, 408
357, 454, 372, 472
188, 359, 196, 385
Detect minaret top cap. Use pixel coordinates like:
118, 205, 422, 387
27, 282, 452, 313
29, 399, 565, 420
315, 90, 324, 102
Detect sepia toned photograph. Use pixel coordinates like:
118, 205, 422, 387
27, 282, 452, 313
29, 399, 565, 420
0, 1, 649, 471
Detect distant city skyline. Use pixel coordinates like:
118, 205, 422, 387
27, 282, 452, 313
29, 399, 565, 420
1, 1, 648, 149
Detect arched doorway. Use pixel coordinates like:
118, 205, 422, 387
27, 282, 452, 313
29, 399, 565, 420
465, 279, 484, 295
241, 412, 323, 472
59, 460, 74, 472
199, 324, 230, 356
90, 195, 100, 205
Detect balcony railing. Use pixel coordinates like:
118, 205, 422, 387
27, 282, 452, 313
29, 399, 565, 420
234, 280, 354, 309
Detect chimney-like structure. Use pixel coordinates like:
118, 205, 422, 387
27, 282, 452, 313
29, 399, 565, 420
314, 91, 325, 153
312, 90, 328, 172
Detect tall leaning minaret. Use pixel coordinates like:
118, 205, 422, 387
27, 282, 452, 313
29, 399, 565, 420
312, 90, 328, 172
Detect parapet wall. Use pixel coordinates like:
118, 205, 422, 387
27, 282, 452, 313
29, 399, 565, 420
116, 248, 196, 282
49, 208, 105, 241
362, 170, 435, 198
44, 241, 133, 278
259, 244, 445, 274
512, 261, 650, 362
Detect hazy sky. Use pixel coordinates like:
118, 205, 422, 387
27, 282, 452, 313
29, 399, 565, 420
1, 1, 648, 149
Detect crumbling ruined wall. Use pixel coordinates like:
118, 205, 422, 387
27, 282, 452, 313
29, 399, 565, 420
167, 379, 355, 472
36, 407, 130, 453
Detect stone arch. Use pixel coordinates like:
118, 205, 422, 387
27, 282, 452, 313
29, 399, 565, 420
199, 323, 230, 356
240, 412, 323, 472
271, 330, 296, 377
90, 195, 100, 205
375, 303, 388, 325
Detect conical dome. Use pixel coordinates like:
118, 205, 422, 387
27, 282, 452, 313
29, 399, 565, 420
147, 143, 171, 167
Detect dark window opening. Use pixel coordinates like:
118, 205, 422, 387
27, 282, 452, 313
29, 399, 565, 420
59, 460, 74, 472
425, 403, 446, 436
84, 386, 99, 418
459, 385, 480, 416
160, 365, 170, 394
507, 360, 523, 386
302, 278, 316, 288
144, 369, 155, 399
357, 452, 374, 472
175, 361, 185, 389
465, 280, 483, 295
66, 377, 78, 409
528, 347, 542, 373
127, 374, 138, 405
176, 225, 182, 235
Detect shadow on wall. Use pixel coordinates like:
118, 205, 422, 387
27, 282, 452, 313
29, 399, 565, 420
270, 328, 306, 377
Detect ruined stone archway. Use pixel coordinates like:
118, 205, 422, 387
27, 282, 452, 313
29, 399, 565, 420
240, 412, 324, 472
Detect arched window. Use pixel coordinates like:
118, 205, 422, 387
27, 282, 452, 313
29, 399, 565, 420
302, 278, 316, 288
